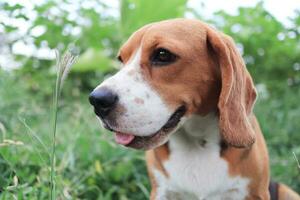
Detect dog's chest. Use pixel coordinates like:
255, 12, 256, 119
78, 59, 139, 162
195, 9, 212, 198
153, 115, 250, 200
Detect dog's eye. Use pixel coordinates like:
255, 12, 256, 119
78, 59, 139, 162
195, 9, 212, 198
150, 48, 177, 66
117, 55, 123, 63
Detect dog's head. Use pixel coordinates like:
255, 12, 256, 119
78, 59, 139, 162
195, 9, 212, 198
89, 19, 257, 150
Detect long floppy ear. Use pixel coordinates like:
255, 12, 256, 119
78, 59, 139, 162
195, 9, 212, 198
206, 27, 257, 148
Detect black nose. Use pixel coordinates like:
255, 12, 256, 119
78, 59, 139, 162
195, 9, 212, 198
89, 88, 119, 117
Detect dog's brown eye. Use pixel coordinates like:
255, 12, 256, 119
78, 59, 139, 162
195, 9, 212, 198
117, 55, 123, 63
150, 48, 177, 66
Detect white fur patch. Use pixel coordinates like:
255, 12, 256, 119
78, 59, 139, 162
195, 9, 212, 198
154, 114, 250, 200
95, 48, 172, 136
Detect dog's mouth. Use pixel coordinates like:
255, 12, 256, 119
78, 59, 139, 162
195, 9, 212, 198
104, 105, 186, 150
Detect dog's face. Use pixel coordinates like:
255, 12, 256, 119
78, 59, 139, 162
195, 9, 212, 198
89, 19, 257, 150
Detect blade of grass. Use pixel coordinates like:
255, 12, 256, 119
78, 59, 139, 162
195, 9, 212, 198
50, 51, 61, 200
19, 117, 50, 156
293, 151, 300, 170
50, 49, 77, 200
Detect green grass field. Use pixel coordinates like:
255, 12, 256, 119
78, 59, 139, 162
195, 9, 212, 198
0, 69, 299, 199
0, 70, 150, 199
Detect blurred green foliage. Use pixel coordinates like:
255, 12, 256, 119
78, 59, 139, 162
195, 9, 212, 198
0, 0, 299, 199
211, 2, 300, 90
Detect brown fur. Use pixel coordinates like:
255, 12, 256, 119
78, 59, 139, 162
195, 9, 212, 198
118, 18, 299, 200
222, 115, 270, 199
146, 144, 169, 200
207, 28, 257, 148
278, 184, 300, 200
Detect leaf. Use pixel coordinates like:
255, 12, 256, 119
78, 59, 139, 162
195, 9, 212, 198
94, 160, 103, 174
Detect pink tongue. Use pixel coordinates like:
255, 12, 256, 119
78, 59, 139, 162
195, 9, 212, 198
114, 132, 135, 145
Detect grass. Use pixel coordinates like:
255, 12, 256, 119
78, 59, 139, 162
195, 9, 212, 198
50, 50, 78, 199
0, 68, 150, 199
293, 152, 300, 170
0, 67, 299, 199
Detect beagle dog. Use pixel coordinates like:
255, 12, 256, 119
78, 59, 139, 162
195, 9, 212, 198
89, 19, 300, 200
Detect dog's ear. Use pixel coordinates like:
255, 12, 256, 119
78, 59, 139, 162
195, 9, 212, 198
206, 26, 257, 148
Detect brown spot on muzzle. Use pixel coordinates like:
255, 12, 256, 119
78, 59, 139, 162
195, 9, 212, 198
127, 69, 135, 76
134, 97, 144, 105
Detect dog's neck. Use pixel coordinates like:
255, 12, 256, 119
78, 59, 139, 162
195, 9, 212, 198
169, 113, 221, 150
160, 114, 251, 200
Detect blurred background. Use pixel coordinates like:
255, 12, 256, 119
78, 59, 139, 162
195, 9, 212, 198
0, 0, 299, 199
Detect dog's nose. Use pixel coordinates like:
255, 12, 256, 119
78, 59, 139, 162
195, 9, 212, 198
89, 88, 118, 117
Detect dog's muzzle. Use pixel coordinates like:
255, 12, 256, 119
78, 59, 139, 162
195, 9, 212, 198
89, 87, 186, 150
